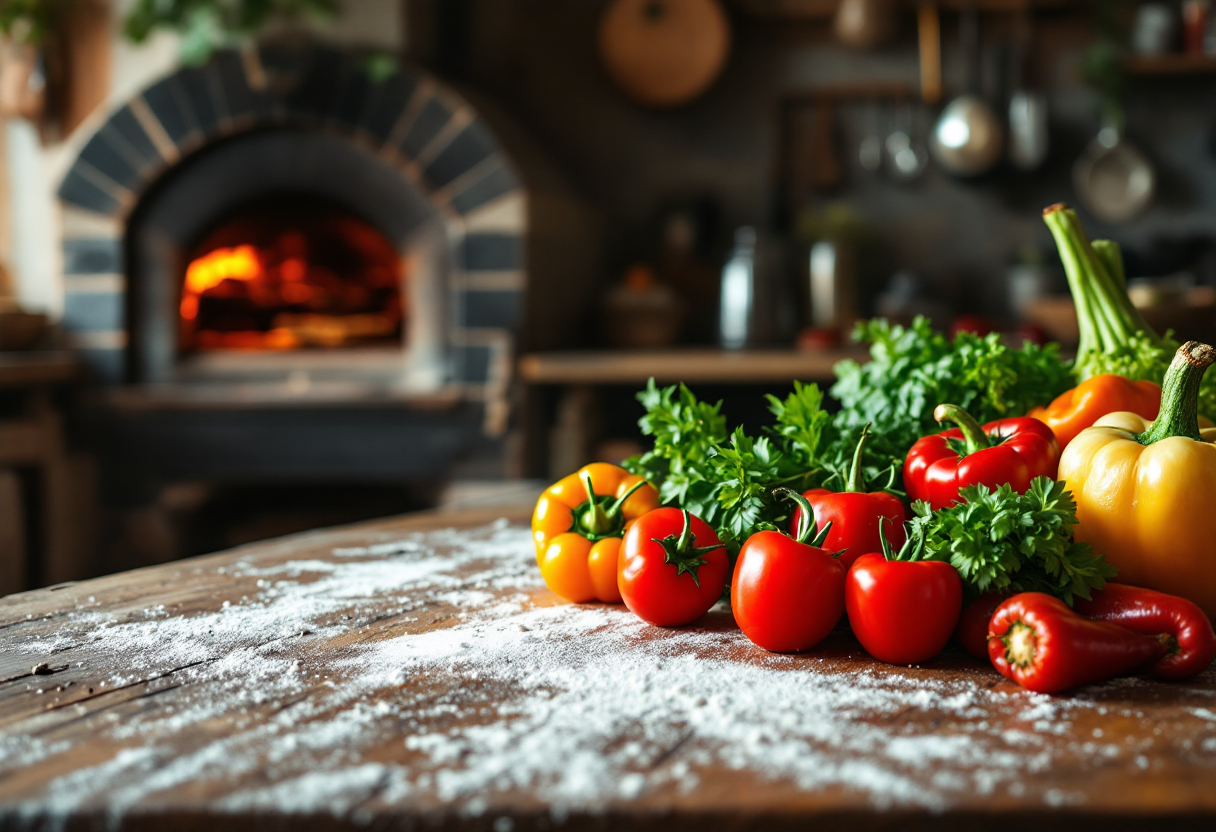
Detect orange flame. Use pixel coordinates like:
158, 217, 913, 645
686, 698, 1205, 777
180, 245, 262, 320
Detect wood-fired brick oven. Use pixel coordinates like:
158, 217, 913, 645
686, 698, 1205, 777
54, 44, 600, 501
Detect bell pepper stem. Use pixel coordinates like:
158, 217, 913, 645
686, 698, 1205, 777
651, 509, 725, 588
843, 423, 872, 493
933, 403, 991, 455
1139, 341, 1216, 445
1000, 620, 1038, 668
578, 471, 613, 536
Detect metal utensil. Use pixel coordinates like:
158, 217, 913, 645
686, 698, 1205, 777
808, 240, 858, 329
1007, 22, 1049, 171
1073, 124, 1156, 223
887, 102, 929, 182
1008, 91, 1049, 170
931, 7, 1004, 177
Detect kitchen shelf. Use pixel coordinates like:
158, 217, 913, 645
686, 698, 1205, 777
518, 347, 868, 385
736, 0, 1083, 18
1123, 54, 1216, 76
0, 352, 78, 388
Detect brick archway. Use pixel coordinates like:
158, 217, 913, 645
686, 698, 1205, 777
58, 45, 525, 419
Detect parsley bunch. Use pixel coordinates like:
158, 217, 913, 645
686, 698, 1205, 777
824, 318, 1073, 484
625, 380, 830, 554
908, 478, 1116, 604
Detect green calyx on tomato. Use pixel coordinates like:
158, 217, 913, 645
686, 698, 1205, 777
575, 471, 647, 540
877, 518, 925, 562
650, 509, 726, 587
772, 487, 833, 548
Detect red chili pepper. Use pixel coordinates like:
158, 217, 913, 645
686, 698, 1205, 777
904, 403, 1061, 510
954, 593, 1008, 659
794, 424, 907, 571
987, 593, 1171, 694
733, 489, 846, 653
1074, 583, 1216, 681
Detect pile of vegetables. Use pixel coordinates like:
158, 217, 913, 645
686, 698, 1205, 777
529, 205, 1216, 695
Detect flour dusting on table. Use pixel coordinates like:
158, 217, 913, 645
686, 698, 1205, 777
4, 519, 1214, 826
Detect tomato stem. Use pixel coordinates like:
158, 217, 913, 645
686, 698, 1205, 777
843, 422, 872, 493
1137, 341, 1216, 445
934, 403, 991, 455
878, 518, 924, 562
608, 479, 648, 517
650, 509, 724, 588
773, 487, 828, 546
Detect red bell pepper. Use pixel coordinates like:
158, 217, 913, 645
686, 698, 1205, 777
988, 593, 1171, 694
794, 423, 907, 571
1074, 583, 1216, 681
904, 403, 1061, 510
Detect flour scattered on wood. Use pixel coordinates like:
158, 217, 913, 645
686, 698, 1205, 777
4, 519, 1213, 824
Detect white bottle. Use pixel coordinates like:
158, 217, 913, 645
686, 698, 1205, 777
719, 227, 757, 350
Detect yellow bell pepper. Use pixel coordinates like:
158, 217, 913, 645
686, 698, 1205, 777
1059, 341, 1216, 619
531, 462, 659, 603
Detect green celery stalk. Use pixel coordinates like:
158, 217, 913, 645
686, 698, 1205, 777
1041, 204, 1216, 418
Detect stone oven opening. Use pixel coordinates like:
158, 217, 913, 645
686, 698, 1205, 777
179, 194, 404, 354
51, 43, 598, 535
123, 124, 449, 390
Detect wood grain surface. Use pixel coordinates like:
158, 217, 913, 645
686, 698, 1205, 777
1, 508, 1214, 832
518, 348, 869, 384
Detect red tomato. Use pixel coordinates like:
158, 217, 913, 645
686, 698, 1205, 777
950, 314, 992, 338
732, 530, 846, 653
1014, 323, 1048, 346
618, 508, 728, 627
792, 424, 906, 571
796, 489, 907, 572
846, 552, 963, 664
954, 593, 1008, 659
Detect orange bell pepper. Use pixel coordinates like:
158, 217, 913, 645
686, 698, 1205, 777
1027, 373, 1160, 449
531, 463, 659, 603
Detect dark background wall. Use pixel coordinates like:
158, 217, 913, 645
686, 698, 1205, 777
412, 1, 1216, 343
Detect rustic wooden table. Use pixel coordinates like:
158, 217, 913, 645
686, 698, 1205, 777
2, 508, 1214, 831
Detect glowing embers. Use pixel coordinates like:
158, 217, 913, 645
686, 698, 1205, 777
179, 196, 404, 351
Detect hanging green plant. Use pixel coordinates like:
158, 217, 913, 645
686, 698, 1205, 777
0, 0, 72, 45
123, 0, 341, 65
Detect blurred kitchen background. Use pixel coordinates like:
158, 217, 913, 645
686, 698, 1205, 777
2, 0, 1216, 588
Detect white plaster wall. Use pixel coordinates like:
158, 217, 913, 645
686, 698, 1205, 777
4, 0, 403, 317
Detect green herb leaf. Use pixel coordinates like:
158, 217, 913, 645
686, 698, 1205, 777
909, 477, 1117, 604
824, 318, 1074, 483
625, 379, 826, 556
766, 381, 829, 470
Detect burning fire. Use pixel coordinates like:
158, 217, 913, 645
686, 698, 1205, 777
180, 245, 262, 321
178, 208, 403, 352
